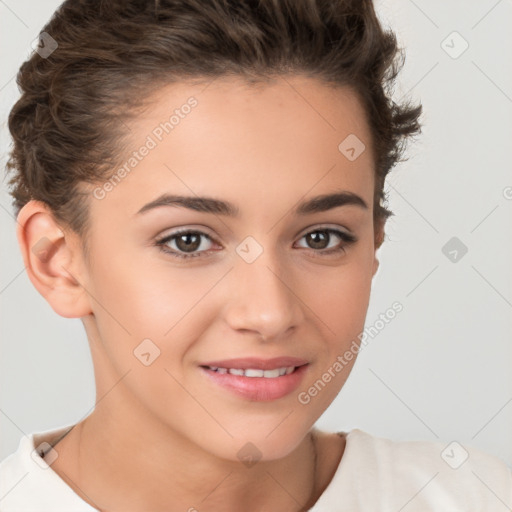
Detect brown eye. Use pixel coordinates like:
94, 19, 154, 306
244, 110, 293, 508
295, 228, 357, 256
155, 226, 357, 261
156, 230, 216, 259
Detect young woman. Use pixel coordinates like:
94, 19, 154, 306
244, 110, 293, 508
1, 0, 510, 510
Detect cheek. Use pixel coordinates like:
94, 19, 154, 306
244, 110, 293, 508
295, 264, 372, 414
83, 251, 211, 413
85, 244, 217, 367
330, 268, 372, 337
88, 231, 374, 354
306, 251, 374, 340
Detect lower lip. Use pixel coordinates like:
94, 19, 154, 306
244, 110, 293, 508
200, 364, 309, 401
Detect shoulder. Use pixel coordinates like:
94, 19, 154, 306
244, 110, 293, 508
312, 428, 512, 511
350, 429, 512, 509
0, 425, 95, 511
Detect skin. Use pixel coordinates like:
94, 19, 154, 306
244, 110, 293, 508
17, 75, 384, 511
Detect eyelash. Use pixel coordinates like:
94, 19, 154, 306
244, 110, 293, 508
155, 227, 358, 260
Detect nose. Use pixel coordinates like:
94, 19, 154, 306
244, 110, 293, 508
223, 249, 305, 342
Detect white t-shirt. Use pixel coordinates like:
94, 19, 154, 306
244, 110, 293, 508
1, 423, 511, 511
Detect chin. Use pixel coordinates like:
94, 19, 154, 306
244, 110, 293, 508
195, 421, 313, 464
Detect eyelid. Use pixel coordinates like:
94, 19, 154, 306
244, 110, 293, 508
155, 225, 217, 242
157, 223, 354, 244
296, 223, 354, 238
155, 223, 357, 261
155, 227, 219, 251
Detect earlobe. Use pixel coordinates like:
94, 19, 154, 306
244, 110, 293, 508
374, 216, 386, 251
16, 200, 92, 318
372, 256, 380, 277
372, 217, 385, 277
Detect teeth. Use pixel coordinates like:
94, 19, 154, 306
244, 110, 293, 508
262, 368, 280, 378
207, 366, 296, 377
245, 368, 264, 377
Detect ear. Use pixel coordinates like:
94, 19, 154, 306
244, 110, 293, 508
16, 200, 92, 318
372, 216, 386, 277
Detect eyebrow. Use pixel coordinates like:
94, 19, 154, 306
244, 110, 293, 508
136, 190, 368, 217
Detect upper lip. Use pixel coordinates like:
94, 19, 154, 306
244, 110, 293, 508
200, 357, 309, 370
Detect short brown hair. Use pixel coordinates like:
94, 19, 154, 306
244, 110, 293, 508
6, 0, 421, 241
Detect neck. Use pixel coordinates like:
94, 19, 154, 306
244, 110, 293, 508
51, 408, 322, 512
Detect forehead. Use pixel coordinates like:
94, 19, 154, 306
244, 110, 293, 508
89, 75, 375, 221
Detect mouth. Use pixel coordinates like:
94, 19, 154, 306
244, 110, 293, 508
203, 365, 297, 378
198, 357, 309, 401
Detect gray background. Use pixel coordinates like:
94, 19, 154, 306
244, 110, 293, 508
1, 0, 511, 470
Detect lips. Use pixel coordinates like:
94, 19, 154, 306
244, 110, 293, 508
199, 356, 310, 401
199, 356, 309, 371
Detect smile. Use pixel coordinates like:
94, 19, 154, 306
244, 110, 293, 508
205, 366, 296, 377
199, 358, 310, 401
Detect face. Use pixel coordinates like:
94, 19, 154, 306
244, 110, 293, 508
79, 75, 381, 461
